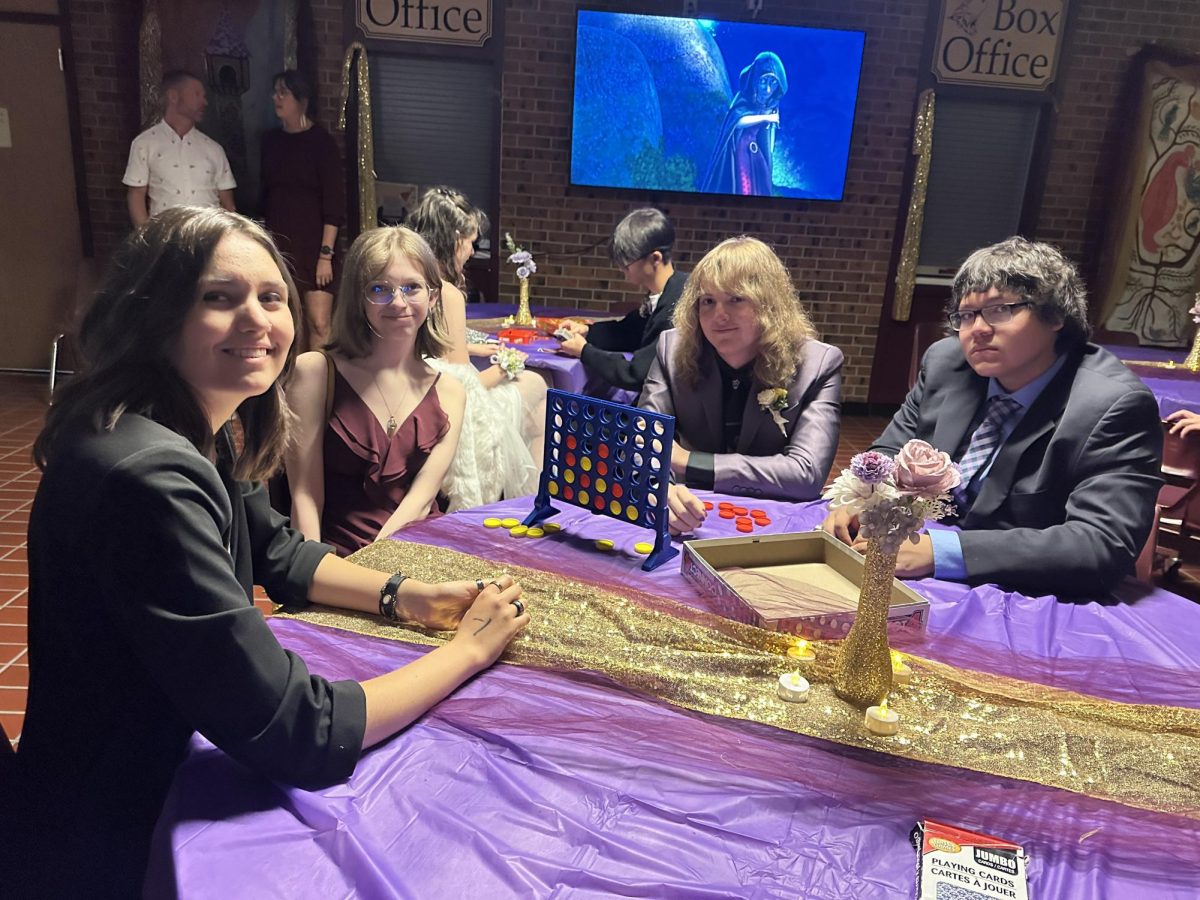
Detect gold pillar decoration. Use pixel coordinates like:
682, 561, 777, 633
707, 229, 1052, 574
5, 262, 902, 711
515, 278, 534, 326
338, 42, 378, 232
138, 0, 163, 128
832, 539, 897, 708
283, 0, 298, 71
892, 89, 936, 322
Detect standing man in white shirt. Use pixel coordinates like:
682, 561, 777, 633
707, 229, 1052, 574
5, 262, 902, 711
123, 70, 237, 227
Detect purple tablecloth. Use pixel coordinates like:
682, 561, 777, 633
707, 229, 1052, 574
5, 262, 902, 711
149, 494, 1200, 898
1103, 343, 1200, 417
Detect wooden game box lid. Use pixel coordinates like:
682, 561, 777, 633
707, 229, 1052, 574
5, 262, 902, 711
680, 531, 928, 640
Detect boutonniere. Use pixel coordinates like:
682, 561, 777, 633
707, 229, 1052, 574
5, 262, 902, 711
757, 387, 789, 437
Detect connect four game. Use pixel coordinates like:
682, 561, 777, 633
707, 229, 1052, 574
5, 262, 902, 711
523, 389, 678, 571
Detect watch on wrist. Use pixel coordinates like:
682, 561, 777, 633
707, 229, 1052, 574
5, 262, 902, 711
319, 244, 334, 259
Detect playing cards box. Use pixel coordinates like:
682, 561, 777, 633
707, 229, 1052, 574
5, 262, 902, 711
912, 820, 1030, 900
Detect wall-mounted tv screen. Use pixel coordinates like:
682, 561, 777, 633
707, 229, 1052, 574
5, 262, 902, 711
570, 10, 865, 201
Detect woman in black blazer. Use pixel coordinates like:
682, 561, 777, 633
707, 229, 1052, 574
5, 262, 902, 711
12, 207, 528, 896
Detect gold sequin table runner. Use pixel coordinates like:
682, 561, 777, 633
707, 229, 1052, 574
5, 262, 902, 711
285, 540, 1200, 819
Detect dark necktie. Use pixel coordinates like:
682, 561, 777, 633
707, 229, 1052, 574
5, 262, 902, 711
953, 395, 1022, 507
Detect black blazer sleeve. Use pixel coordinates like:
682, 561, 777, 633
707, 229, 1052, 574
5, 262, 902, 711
580, 339, 658, 392
586, 308, 645, 352
92, 443, 365, 789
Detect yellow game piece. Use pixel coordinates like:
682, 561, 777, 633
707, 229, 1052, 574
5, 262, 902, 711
595, 538, 614, 551
483, 517, 502, 528
626, 506, 638, 521
542, 522, 562, 533
581, 457, 592, 471
526, 527, 545, 538
509, 525, 528, 537
634, 542, 654, 554
500, 518, 520, 528
548, 482, 559, 496
595, 478, 607, 493
609, 500, 622, 516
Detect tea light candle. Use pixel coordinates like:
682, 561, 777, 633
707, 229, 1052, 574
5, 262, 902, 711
787, 639, 816, 663
864, 698, 900, 736
777, 672, 811, 702
891, 651, 912, 687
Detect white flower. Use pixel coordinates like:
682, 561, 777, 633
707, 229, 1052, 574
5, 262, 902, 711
516, 265, 531, 279
823, 470, 900, 510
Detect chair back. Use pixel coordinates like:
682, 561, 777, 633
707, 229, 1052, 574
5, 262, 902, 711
1161, 420, 1200, 480
907, 321, 947, 390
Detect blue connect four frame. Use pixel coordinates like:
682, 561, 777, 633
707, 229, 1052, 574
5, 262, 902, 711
523, 389, 678, 571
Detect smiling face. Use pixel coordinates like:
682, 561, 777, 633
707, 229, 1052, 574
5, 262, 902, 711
363, 252, 434, 343
957, 286, 1061, 392
697, 287, 762, 369
173, 233, 294, 428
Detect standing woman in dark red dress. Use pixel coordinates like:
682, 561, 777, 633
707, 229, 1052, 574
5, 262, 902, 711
261, 69, 346, 350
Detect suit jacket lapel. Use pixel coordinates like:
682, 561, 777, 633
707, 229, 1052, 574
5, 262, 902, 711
968, 354, 1076, 521
693, 349, 723, 450
932, 360, 986, 458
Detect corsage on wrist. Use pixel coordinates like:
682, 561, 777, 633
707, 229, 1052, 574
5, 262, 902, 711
757, 388, 790, 437
490, 345, 526, 380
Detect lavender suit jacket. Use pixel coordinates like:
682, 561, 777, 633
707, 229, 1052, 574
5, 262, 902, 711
639, 329, 843, 501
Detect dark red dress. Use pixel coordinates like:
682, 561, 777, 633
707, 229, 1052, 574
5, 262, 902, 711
321, 365, 449, 556
260, 124, 346, 296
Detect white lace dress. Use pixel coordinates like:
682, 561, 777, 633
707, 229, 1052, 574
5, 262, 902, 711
425, 359, 545, 511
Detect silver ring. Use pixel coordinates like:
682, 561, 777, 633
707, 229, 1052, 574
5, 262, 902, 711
510, 598, 525, 616
475, 579, 486, 591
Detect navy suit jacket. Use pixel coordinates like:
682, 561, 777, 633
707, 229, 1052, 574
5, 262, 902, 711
580, 270, 688, 392
873, 338, 1163, 596
640, 329, 843, 501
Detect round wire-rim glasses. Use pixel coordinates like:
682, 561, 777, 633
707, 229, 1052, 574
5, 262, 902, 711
364, 282, 437, 305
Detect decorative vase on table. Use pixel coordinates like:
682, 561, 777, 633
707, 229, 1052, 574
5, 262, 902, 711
1185, 292, 1200, 372
515, 277, 534, 326
822, 442, 961, 709
505, 232, 538, 327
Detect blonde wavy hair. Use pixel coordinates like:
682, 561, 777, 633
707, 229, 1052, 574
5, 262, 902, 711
671, 235, 816, 387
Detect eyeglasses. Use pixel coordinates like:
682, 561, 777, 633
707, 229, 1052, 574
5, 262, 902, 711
364, 282, 434, 305
947, 301, 1035, 331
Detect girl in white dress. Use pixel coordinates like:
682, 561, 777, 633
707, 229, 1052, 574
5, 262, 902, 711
409, 187, 546, 510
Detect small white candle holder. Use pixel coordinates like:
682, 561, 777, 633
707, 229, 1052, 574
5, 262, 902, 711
787, 639, 815, 663
891, 652, 912, 687
864, 699, 900, 736
777, 672, 811, 703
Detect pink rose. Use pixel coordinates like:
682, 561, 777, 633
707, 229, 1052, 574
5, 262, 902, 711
893, 439, 961, 497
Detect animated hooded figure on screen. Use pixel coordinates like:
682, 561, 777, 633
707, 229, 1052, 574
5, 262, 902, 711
701, 51, 789, 197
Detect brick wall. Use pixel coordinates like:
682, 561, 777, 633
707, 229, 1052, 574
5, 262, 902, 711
68, 0, 140, 260
499, 0, 927, 402
66, 0, 1200, 401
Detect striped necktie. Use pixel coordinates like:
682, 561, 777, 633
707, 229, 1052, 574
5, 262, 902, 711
953, 395, 1022, 507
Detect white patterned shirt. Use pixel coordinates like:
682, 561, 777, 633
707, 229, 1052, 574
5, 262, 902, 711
122, 121, 236, 216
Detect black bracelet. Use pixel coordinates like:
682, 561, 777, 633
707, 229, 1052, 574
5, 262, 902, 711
378, 572, 408, 621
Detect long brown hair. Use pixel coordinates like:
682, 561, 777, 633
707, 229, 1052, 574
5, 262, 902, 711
671, 235, 816, 387
34, 207, 301, 482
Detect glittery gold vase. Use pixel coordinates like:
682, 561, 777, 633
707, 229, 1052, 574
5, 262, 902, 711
515, 278, 535, 326
833, 538, 897, 708
1185, 325, 1200, 372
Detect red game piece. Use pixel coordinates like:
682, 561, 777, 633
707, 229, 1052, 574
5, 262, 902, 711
596, 460, 608, 476
736, 522, 753, 533
750, 509, 766, 517
719, 508, 736, 519
580, 473, 591, 489
563, 486, 574, 501
567, 435, 577, 450
594, 495, 605, 510
566, 452, 576, 467
753, 515, 772, 526
732, 506, 748, 516
612, 483, 623, 498
718, 501, 733, 509
703, 501, 714, 510
598, 444, 609, 459
736, 516, 752, 527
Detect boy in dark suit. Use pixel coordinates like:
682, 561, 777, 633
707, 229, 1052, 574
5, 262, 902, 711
824, 236, 1162, 597
557, 208, 687, 395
